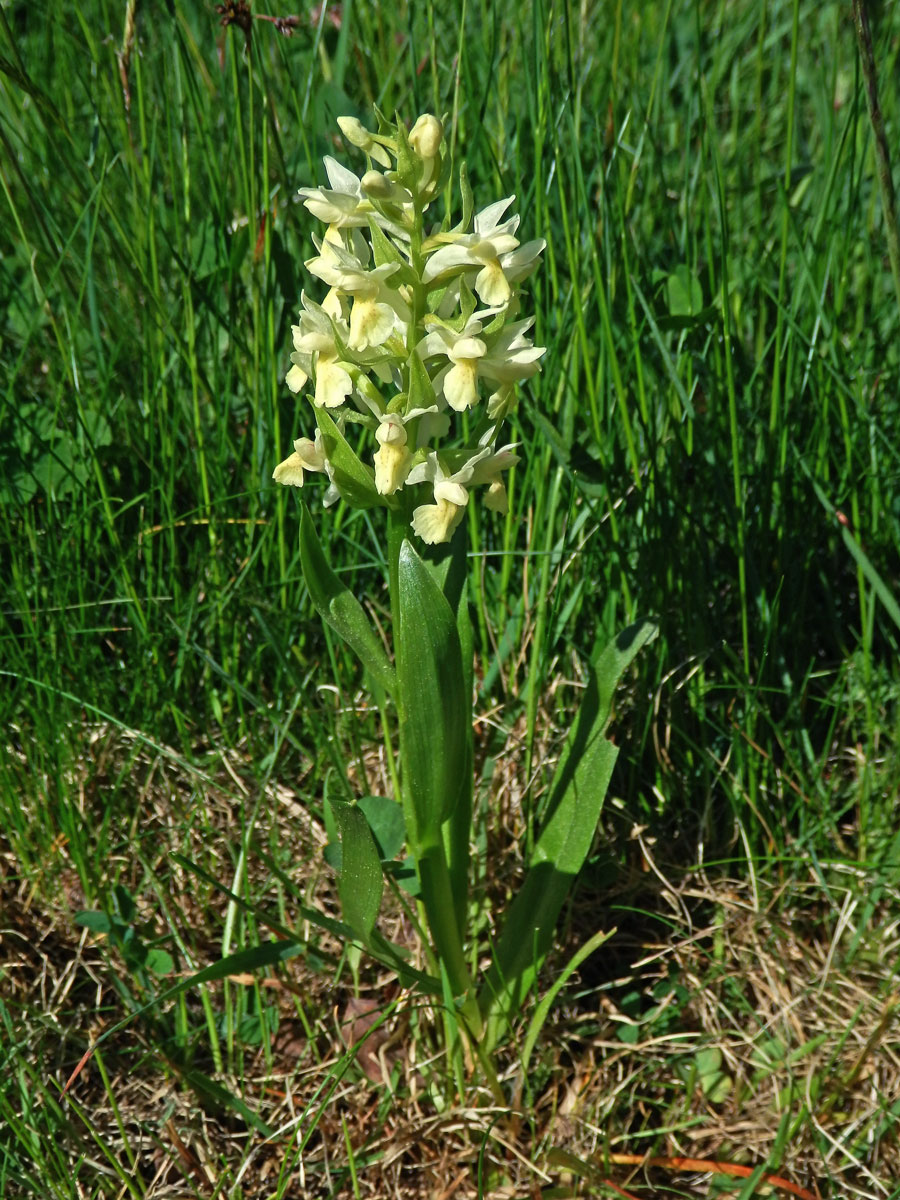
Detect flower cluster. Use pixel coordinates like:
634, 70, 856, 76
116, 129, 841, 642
273, 112, 545, 544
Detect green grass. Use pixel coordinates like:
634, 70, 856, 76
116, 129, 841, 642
2, 0, 900, 1196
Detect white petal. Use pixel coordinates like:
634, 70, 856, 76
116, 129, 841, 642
473, 197, 516, 234
298, 331, 335, 354
349, 299, 395, 351
415, 410, 450, 445
501, 239, 546, 281
411, 498, 464, 544
299, 189, 362, 225
323, 156, 363, 193
468, 444, 519, 485
375, 414, 407, 447
474, 261, 511, 306
286, 363, 308, 393
433, 480, 469, 506
322, 288, 345, 320
315, 358, 353, 408
487, 385, 515, 419
481, 346, 544, 385
473, 233, 520, 257
444, 360, 480, 411
292, 436, 326, 471
422, 244, 477, 283
450, 336, 486, 361
406, 454, 437, 486
273, 452, 308, 487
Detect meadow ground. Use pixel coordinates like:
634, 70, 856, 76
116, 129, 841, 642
2, 1, 899, 1197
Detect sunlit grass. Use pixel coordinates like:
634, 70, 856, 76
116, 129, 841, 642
2, 0, 899, 1195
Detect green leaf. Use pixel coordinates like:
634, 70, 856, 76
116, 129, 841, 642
369, 219, 412, 278
406, 347, 437, 412
386, 856, 421, 896
392, 120, 420, 191
33, 445, 80, 497
804, 463, 900, 635
529, 408, 572, 470
324, 796, 405, 868
75, 910, 112, 934
534, 618, 659, 871
408, 524, 473, 939
458, 161, 474, 231
694, 1047, 732, 1102
189, 214, 228, 280
299, 502, 396, 695
519, 926, 615, 1085
73, 939, 310, 1090
479, 618, 658, 1046
234, 1004, 279, 1047
81, 410, 112, 448
171, 851, 352, 949
665, 264, 703, 317
323, 839, 342, 871
630, 276, 697, 417
113, 883, 136, 923
176, 850, 442, 993
314, 406, 383, 509
839, 523, 900, 634
358, 794, 406, 861
334, 801, 384, 941
178, 1064, 276, 1137
144, 948, 175, 977
396, 537, 467, 844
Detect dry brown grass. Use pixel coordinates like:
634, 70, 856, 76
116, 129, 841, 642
2, 722, 898, 1199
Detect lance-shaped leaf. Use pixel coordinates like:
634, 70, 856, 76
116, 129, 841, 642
299, 502, 396, 695
396, 537, 467, 845
409, 525, 473, 939
334, 800, 384, 942
479, 618, 658, 1047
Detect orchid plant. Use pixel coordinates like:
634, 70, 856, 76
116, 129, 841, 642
274, 111, 655, 1078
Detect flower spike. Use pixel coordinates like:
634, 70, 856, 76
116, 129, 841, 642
274, 111, 544, 544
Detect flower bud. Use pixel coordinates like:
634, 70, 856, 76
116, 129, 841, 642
360, 171, 413, 207
484, 478, 509, 514
337, 116, 392, 167
360, 170, 393, 199
409, 114, 443, 160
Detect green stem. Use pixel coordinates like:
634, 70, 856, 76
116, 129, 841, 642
416, 842, 474, 1007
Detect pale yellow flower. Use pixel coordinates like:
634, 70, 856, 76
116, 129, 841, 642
484, 479, 509, 513
420, 313, 543, 412
423, 198, 520, 304
373, 413, 412, 495
298, 157, 371, 227
423, 199, 545, 307
286, 292, 353, 396
411, 495, 467, 545
306, 242, 408, 352
289, 328, 353, 408
272, 434, 327, 487
406, 441, 518, 544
